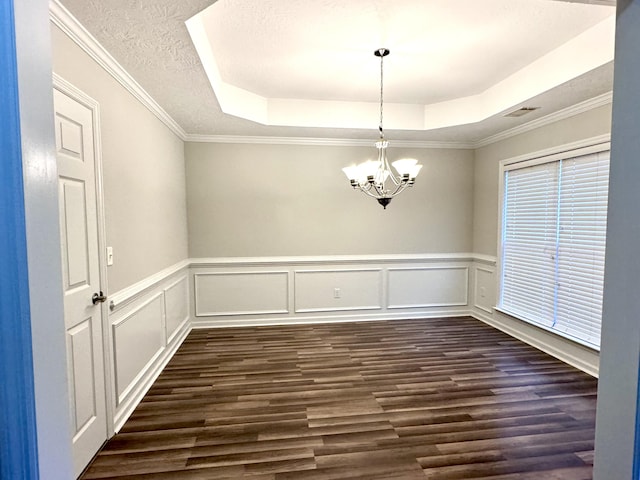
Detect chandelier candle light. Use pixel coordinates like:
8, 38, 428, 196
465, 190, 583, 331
342, 48, 423, 209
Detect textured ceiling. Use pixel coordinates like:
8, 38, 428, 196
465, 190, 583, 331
56, 0, 616, 143
200, 0, 609, 104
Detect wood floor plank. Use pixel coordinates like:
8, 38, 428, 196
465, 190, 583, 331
81, 317, 597, 479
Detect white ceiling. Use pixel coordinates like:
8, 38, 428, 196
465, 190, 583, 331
56, 0, 616, 144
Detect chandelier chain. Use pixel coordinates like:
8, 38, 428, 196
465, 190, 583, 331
379, 50, 384, 138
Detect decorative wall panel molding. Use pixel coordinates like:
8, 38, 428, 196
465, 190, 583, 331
163, 276, 189, 343
294, 269, 383, 313
111, 320, 189, 432
107, 262, 191, 431
190, 255, 477, 327
387, 266, 469, 309
194, 271, 289, 317
111, 294, 164, 404
104, 251, 598, 435
473, 265, 496, 314
96, 251, 602, 438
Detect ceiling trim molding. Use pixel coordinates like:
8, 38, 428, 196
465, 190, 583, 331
49, 0, 187, 140
47, 0, 612, 153
474, 91, 613, 148
183, 134, 475, 149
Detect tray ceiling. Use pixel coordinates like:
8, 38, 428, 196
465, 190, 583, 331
56, 0, 616, 143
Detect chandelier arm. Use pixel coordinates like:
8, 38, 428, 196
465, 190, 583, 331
358, 183, 374, 193
386, 171, 402, 187
378, 140, 402, 187
382, 157, 403, 187
353, 179, 411, 200
388, 182, 409, 197
371, 181, 386, 198
360, 188, 384, 199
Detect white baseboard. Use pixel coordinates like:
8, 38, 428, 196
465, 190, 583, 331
470, 308, 599, 377
113, 319, 190, 431
191, 308, 471, 329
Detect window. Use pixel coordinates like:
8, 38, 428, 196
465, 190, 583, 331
498, 143, 610, 349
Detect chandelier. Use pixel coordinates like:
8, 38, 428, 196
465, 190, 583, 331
342, 48, 423, 209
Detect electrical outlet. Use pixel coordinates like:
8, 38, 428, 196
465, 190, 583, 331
334, 288, 341, 299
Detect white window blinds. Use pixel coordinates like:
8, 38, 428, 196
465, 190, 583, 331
500, 146, 610, 349
501, 162, 558, 328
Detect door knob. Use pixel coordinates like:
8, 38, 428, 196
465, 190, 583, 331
92, 291, 107, 305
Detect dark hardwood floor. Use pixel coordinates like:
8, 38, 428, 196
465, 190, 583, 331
81, 317, 598, 479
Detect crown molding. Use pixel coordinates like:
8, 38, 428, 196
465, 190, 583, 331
184, 90, 612, 147
183, 134, 475, 149
48, 0, 611, 152
474, 91, 613, 148
49, 0, 187, 140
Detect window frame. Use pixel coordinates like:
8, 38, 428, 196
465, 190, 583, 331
496, 135, 611, 351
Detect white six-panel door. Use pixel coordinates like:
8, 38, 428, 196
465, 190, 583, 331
53, 88, 107, 478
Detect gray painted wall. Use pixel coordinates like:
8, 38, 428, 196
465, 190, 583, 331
51, 25, 189, 293
472, 104, 612, 256
185, 142, 475, 258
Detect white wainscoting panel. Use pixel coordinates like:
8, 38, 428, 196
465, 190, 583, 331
112, 294, 165, 404
195, 271, 289, 317
108, 261, 191, 430
190, 256, 478, 325
474, 266, 496, 314
294, 269, 383, 313
100, 253, 598, 434
387, 266, 469, 309
164, 275, 189, 342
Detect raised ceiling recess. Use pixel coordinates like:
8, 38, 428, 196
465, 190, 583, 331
186, 0, 615, 131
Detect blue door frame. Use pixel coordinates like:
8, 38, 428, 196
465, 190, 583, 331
0, 0, 40, 478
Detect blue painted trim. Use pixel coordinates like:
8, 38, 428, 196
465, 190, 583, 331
0, 0, 40, 478
634, 365, 640, 480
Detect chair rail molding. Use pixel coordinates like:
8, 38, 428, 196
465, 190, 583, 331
109, 259, 190, 313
